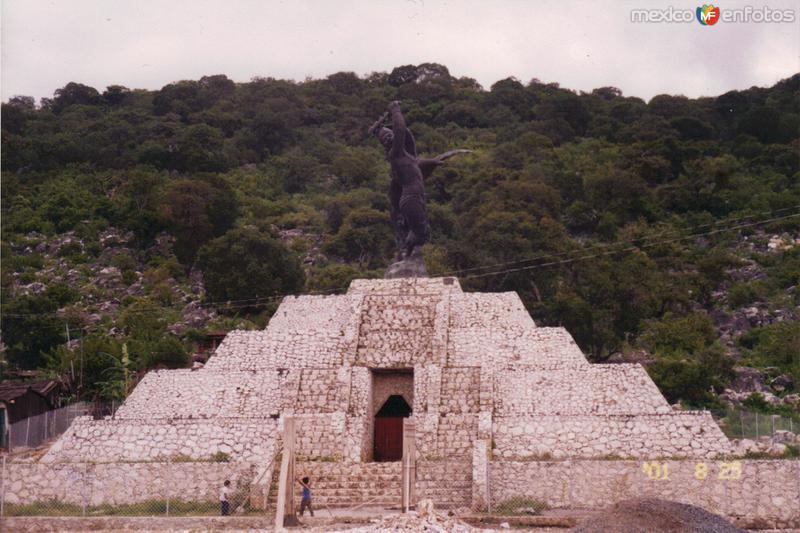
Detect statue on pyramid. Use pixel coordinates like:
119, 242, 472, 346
369, 101, 471, 278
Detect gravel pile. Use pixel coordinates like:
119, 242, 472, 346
571, 498, 744, 533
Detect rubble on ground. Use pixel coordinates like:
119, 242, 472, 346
319, 500, 489, 532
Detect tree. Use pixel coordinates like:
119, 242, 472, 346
1, 293, 67, 369
103, 85, 131, 106
197, 227, 305, 306
641, 312, 733, 406
159, 176, 239, 263
489, 77, 532, 119
324, 208, 394, 269
326, 72, 363, 95
388, 65, 419, 87
175, 124, 229, 172
152, 80, 202, 117
51, 82, 102, 113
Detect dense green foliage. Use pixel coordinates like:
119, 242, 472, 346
197, 227, 305, 304
2, 65, 798, 404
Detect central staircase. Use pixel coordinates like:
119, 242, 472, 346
267, 459, 474, 510
269, 462, 402, 509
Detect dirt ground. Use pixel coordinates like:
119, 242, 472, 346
1, 500, 797, 533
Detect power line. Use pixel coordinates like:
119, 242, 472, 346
460, 211, 800, 280
430, 204, 800, 278
2, 207, 798, 321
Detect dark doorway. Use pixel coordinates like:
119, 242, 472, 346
374, 395, 412, 462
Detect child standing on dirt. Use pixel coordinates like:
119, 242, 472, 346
219, 479, 231, 516
298, 476, 314, 517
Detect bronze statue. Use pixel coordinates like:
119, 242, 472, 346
369, 101, 470, 269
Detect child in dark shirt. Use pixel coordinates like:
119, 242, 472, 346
298, 476, 314, 517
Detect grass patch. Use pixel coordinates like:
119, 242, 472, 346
491, 496, 549, 515
210, 451, 231, 463
3, 499, 257, 516
296, 454, 341, 462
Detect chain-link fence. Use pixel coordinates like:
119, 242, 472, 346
721, 409, 798, 439
0, 455, 279, 518
484, 459, 552, 517
4, 402, 120, 452
488, 494, 550, 515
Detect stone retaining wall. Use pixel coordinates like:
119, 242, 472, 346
206, 293, 360, 371
448, 325, 588, 367
493, 412, 733, 459
416, 459, 473, 508
3, 461, 257, 506
115, 370, 281, 419
293, 412, 346, 459
487, 458, 800, 528
494, 364, 670, 416
41, 417, 278, 463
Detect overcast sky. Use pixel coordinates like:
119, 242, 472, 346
2, 0, 798, 103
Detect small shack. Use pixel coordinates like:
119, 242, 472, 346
0, 379, 66, 448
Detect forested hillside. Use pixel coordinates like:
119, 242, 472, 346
1, 64, 798, 414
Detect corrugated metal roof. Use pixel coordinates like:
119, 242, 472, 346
0, 380, 61, 403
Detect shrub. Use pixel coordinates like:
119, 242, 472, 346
197, 227, 304, 308
727, 281, 768, 308
211, 451, 231, 462
144, 336, 189, 369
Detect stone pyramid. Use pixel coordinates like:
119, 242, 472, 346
44, 277, 731, 464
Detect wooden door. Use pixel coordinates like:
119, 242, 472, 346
374, 416, 403, 461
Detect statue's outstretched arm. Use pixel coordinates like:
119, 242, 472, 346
434, 149, 473, 163
368, 112, 388, 136
419, 149, 474, 179
418, 158, 442, 179
389, 101, 406, 158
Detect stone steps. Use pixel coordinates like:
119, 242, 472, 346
265, 460, 475, 510
267, 462, 403, 508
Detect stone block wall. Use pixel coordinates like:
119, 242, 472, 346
448, 292, 535, 330
347, 277, 462, 296
3, 461, 256, 506
355, 295, 439, 367
440, 367, 480, 414
448, 324, 587, 367
41, 417, 278, 463
115, 370, 281, 419
294, 368, 346, 413
437, 413, 478, 457
416, 459, 473, 508
293, 412, 346, 460
492, 413, 733, 459
487, 459, 800, 528
493, 364, 670, 416
207, 294, 361, 371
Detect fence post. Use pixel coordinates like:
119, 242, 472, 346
166, 457, 170, 516
1, 455, 6, 517
275, 416, 298, 529
401, 417, 416, 513
82, 462, 88, 517
25, 417, 31, 447
486, 446, 491, 514
755, 413, 759, 439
